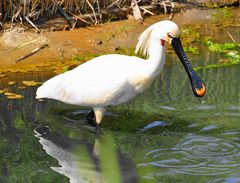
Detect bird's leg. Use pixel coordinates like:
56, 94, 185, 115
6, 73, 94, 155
87, 110, 95, 121
93, 107, 106, 133
86, 110, 96, 127
96, 124, 101, 134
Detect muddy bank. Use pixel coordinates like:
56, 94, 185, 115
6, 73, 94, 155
0, 7, 239, 75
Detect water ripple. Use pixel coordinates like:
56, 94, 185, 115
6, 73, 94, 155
208, 177, 240, 183
140, 133, 240, 176
139, 121, 170, 132
200, 125, 218, 132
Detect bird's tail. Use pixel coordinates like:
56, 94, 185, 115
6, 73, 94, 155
36, 85, 46, 99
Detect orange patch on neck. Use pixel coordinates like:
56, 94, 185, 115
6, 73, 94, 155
161, 39, 165, 46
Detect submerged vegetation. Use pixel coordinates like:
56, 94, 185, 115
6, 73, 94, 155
206, 41, 239, 53
195, 40, 240, 71
206, 40, 240, 63
72, 53, 101, 63
211, 6, 234, 23
177, 7, 240, 71
194, 41, 240, 71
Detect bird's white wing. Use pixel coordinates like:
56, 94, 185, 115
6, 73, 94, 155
36, 54, 148, 107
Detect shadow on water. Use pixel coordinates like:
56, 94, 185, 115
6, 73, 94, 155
0, 37, 240, 182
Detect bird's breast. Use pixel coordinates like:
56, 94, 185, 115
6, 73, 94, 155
132, 76, 155, 93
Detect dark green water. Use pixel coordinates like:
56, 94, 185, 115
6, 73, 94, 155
0, 47, 239, 183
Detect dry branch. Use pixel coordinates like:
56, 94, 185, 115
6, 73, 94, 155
67, 10, 91, 25
131, 0, 143, 21
86, 0, 98, 24
14, 44, 48, 63
0, 1, 191, 30
227, 31, 236, 42
140, 6, 154, 16
25, 16, 39, 31
58, 6, 74, 26
72, 3, 185, 22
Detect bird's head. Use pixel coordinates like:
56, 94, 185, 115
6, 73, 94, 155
153, 20, 180, 45
135, 20, 206, 97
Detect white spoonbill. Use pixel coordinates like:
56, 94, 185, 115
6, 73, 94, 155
36, 20, 206, 132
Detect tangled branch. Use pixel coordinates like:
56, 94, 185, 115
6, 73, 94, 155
0, 0, 177, 30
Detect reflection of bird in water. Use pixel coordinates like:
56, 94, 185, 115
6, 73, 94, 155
34, 126, 138, 183
36, 20, 206, 132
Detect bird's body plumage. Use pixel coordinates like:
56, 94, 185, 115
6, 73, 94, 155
36, 54, 164, 107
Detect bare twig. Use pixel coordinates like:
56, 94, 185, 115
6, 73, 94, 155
168, 2, 174, 20
140, 6, 154, 15
11, 6, 22, 26
57, 48, 64, 61
161, 1, 167, 15
12, 38, 40, 50
24, 16, 39, 32
86, 0, 98, 24
58, 6, 74, 27
67, 10, 91, 25
227, 31, 236, 42
96, 0, 102, 20
104, 0, 122, 11
14, 44, 48, 63
131, 0, 143, 22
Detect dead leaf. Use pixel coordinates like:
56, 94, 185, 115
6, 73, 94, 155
22, 80, 42, 87
8, 81, 16, 85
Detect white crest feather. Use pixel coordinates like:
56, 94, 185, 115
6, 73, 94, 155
135, 25, 154, 57
135, 20, 180, 58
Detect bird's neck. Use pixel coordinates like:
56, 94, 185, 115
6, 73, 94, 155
147, 39, 166, 77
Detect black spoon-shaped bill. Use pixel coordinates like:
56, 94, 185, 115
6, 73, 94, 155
171, 37, 206, 97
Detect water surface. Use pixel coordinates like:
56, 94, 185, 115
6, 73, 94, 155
0, 31, 240, 183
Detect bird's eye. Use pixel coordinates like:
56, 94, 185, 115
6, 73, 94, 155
167, 33, 173, 38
